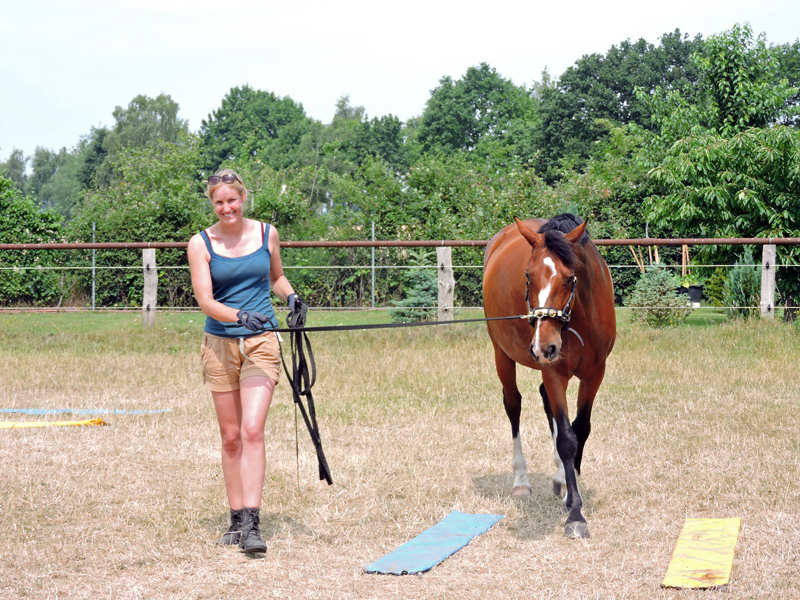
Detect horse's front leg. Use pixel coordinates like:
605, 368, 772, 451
539, 382, 568, 500
572, 363, 606, 478
492, 341, 531, 497
541, 370, 588, 538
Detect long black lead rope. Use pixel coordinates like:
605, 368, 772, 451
266, 313, 528, 334
275, 303, 333, 485
266, 311, 530, 487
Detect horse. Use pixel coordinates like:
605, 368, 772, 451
482, 214, 616, 538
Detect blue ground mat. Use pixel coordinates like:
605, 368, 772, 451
0, 408, 172, 415
363, 510, 504, 575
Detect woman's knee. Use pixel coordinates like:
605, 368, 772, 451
240, 422, 265, 446
220, 428, 242, 454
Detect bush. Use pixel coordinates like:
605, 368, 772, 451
724, 248, 761, 319
703, 267, 727, 307
389, 249, 437, 322
624, 265, 691, 328
0, 175, 64, 306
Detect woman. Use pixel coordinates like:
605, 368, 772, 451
188, 169, 304, 553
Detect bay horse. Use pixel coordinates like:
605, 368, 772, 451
483, 214, 616, 538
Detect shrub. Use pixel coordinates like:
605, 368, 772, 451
723, 248, 761, 319
389, 249, 438, 322
624, 265, 691, 328
703, 267, 727, 307
0, 175, 64, 306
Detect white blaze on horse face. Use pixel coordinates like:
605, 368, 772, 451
538, 257, 557, 307
532, 257, 558, 357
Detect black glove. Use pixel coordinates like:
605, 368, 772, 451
237, 309, 269, 332
287, 294, 308, 329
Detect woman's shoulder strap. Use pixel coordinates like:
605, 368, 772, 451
262, 222, 271, 248
199, 229, 215, 256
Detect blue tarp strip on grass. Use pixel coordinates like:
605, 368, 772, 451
0, 409, 172, 415
363, 510, 504, 575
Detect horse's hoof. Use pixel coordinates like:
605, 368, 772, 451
553, 481, 563, 497
511, 486, 532, 498
565, 521, 589, 539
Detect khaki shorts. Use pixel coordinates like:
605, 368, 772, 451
201, 331, 281, 392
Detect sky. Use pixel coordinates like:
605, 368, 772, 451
1, 0, 799, 163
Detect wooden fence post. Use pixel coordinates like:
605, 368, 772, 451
436, 247, 454, 322
760, 244, 776, 319
142, 249, 157, 328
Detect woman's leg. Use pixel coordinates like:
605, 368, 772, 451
238, 376, 276, 508
212, 390, 244, 509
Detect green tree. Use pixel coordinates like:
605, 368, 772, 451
772, 38, 800, 126
288, 95, 368, 206
200, 85, 311, 172
227, 158, 314, 231
417, 63, 537, 160
76, 127, 109, 189
535, 30, 704, 180
95, 94, 189, 187
351, 114, 409, 170
68, 134, 209, 307
537, 122, 682, 303
642, 24, 800, 316
0, 175, 63, 305
0, 148, 29, 192
28, 146, 83, 216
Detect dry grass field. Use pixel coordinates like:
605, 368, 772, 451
0, 311, 798, 599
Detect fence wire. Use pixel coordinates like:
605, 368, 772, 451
0, 259, 797, 312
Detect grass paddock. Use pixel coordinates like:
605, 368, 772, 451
0, 311, 799, 599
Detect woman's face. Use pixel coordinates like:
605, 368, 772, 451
210, 184, 246, 225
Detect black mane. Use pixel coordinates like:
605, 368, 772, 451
538, 213, 589, 269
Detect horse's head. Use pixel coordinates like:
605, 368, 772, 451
514, 216, 586, 365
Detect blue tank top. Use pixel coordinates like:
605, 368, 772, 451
200, 223, 278, 337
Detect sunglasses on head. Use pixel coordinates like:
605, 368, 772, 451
207, 173, 241, 185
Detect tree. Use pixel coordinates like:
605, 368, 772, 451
535, 30, 704, 180
0, 175, 63, 305
76, 127, 109, 189
642, 24, 800, 316
772, 39, 800, 126
417, 63, 537, 160
351, 114, 409, 170
695, 24, 794, 135
0, 148, 29, 192
28, 146, 83, 216
199, 85, 311, 172
68, 134, 210, 307
95, 94, 189, 187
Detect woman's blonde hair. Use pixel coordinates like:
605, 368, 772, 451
204, 169, 247, 201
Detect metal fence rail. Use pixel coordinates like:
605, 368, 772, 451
1, 238, 798, 322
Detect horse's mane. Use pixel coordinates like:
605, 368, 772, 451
538, 213, 589, 270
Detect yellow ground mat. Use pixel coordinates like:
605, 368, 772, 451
0, 417, 108, 429
662, 517, 741, 589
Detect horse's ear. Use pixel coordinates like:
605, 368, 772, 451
514, 216, 543, 248
564, 218, 588, 244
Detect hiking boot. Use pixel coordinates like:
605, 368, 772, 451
239, 507, 267, 553
215, 509, 243, 546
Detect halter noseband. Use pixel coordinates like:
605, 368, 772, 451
525, 274, 577, 325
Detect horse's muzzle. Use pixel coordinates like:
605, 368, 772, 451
530, 342, 560, 364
